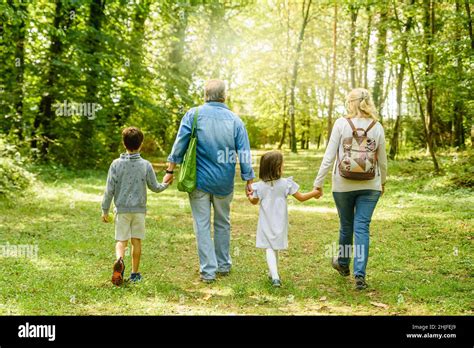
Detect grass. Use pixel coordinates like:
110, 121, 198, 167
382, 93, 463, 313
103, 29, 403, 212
0, 149, 472, 315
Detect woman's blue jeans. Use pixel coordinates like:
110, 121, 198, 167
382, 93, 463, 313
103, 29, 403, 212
332, 190, 381, 277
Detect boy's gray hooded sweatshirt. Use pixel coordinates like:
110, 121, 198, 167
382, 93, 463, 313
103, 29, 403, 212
101, 153, 168, 214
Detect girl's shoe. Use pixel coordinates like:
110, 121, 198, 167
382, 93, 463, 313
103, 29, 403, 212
130, 272, 142, 283
111, 257, 125, 286
271, 279, 281, 288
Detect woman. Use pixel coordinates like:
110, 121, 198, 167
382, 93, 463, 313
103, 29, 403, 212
313, 88, 387, 290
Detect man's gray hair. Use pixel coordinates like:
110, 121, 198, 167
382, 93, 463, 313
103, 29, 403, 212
204, 79, 226, 102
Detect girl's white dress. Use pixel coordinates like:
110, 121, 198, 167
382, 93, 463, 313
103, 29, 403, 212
251, 177, 299, 250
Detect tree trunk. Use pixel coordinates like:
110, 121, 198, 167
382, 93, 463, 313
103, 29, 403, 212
278, 6, 291, 150
393, 0, 439, 171
327, 2, 337, 144
424, 0, 439, 170
390, 0, 415, 160
363, 7, 372, 90
111, 1, 151, 153
372, 9, 388, 122
78, 0, 105, 165
308, 118, 311, 149
278, 89, 288, 149
454, 0, 465, 149
167, 5, 191, 138
117, 1, 150, 127
349, 4, 358, 89
289, 0, 312, 153
465, 1, 473, 50
8, 0, 27, 140
300, 115, 310, 150
32, 1, 74, 157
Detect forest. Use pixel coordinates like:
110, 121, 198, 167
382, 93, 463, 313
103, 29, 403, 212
0, 1, 472, 316
1, 0, 472, 168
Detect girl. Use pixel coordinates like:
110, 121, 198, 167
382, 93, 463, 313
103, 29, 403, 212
247, 151, 320, 287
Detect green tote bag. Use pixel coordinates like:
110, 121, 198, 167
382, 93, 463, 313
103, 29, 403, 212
177, 108, 199, 193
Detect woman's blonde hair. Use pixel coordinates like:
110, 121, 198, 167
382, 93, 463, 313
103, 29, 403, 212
345, 88, 378, 120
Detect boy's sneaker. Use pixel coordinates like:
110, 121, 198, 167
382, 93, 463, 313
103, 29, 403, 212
130, 272, 142, 283
355, 276, 368, 290
332, 257, 350, 277
111, 257, 125, 286
271, 279, 282, 288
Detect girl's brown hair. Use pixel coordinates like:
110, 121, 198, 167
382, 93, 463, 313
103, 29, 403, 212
259, 151, 283, 182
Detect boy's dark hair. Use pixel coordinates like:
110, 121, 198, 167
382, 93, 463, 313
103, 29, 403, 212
122, 127, 144, 151
259, 151, 283, 182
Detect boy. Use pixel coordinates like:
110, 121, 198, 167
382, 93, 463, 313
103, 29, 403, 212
101, 127, 169, 286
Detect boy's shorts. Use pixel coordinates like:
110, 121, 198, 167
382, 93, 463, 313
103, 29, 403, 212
115, 213, 146, 241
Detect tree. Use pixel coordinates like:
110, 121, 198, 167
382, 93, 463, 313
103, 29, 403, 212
423, 0, 439, 171
362, 5, 373, 90
465, 0, 473, 50
389, 0, 415, 159
32, 1, 75, 158
453, 0, 465, 149
9, 0, 27, 140
327, 1, 337, 144
76, 0, 106, 165
289, 0, 312, 153
372, 7, 388, 121
1, 0, 471, 168
278, 3, 291, 150
348, 2, 359, 89
393, 0, 439, 171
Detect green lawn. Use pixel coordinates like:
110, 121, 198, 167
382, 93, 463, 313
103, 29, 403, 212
0, 150, 472, 315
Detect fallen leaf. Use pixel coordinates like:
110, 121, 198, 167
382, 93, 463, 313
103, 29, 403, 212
203, 294, 212, 301
319, 296, 327, 301
370, 301, 389, 309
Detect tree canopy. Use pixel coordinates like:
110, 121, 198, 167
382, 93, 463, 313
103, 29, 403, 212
1, 0, 472, 169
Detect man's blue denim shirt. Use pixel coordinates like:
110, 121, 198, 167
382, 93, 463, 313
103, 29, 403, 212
168, 101, 255, 196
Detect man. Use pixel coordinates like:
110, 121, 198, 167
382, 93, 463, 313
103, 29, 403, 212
164, 79, 255, 283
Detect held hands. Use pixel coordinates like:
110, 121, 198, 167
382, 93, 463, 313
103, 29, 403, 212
313, 187, 323, 199
245, 179, 254, 197
102, 213, 110, 223
163, 163, 176, 185
163, 173, 174, 185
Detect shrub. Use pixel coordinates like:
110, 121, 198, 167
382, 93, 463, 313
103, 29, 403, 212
0, 137, 35, 198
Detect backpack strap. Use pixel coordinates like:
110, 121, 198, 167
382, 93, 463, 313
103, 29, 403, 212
345, 118, 357, 132
346, 117, 378, 136
346, 118, 365, 137
364, 119, 377, 135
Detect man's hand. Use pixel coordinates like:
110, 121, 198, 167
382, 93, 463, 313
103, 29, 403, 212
163, 173, 174, 185
164, 162, 177, 185
246, 179, 254, 197
102, 213, 110, 223
313, 187, 323, 199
